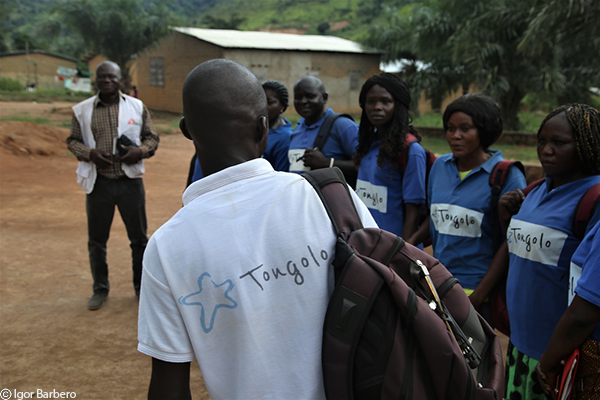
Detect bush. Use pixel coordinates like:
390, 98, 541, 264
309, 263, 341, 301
0, 77, 24, 92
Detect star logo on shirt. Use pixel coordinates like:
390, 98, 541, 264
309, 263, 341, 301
178, 273, 238, 334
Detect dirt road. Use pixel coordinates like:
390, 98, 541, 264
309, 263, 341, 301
0, 101, 508, 399
0, 102, 209, 399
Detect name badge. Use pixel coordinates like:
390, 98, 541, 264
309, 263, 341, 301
356, 179, 388, 213
568, 261, 582, 305
507, 219, 567, 266
288, 149, 310, 172
430, 203, 483, 238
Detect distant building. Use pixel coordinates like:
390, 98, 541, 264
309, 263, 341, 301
0, 50, 91, 92
135, 27, 383, 114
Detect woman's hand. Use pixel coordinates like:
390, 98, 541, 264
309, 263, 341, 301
302, 148, 329, 169
535, 362, 561, 400
498, 189, 525, 232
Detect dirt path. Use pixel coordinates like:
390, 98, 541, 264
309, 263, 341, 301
0, 101, 509, 399
0, 102, 210, 399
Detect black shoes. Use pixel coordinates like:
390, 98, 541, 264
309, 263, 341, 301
87, 291, 108, 310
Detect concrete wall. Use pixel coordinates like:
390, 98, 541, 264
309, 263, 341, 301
134, 31, 381, 115
136, 33, 223, 113
0, 52, 78, 90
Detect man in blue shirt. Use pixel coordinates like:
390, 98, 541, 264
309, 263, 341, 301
289, 76, 358, 185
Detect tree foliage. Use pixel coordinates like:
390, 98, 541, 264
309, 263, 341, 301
53, 0, 174, 91
202, 13, 247, 29
364, 0, 600, 130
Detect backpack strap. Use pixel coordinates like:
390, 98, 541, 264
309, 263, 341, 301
398, 133, 418, 174
573, 183, 600, 240
522, 178, 544, 196
301, 167, 363, 239
313, 113, 354, 150
489, 161, 525, 253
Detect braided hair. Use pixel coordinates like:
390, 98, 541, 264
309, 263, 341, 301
538, 104, 600, 175
354, 73, 420, 169
262, 80, 289, 112
442, 93, 503, 149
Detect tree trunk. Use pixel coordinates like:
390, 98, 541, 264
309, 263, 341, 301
501, 86, 525, 131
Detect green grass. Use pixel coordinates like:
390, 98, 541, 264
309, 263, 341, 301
413, 110, 547, 133
0, 89, 90, 103
420, 135, 539, 163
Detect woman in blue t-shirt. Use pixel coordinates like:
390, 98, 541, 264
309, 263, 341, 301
409, 94, 526, 323
354, 73, 426, 239
262, 80, 292, 172
499, 104, 600, 400
536, 220, 600, 399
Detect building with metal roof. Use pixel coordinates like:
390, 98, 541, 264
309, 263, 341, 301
134, 27, 382, 114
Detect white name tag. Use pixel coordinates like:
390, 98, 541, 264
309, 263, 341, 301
569, 261, 582, 306
507, 219, 567, 267
356, 179, 388, 213
288, 149, 310, 172
430, 203, 483, 238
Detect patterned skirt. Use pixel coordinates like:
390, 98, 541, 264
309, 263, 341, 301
505, 341, 551, 400
573, 338, 600, 400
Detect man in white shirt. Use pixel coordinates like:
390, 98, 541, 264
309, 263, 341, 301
137, 59, 376, 399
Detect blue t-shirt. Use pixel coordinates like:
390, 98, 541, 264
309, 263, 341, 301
263, 118, 292, 172
191, 119, 293, 183
356, 140, 426, 237
288, 108, 358, 174
506, 175, 600, 360
428, 150, 526, 290
570, 220, 600, 341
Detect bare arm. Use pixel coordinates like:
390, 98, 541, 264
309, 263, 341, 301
302, 148, 357, 180
498, 189, 525, 233
469, 241, 509, 312
406, 216, 430, 246
536, 295, 600, 399
403, 203, 421, 241
148, 358, 192, 400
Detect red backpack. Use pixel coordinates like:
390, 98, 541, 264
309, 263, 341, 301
303, 167, 505, 400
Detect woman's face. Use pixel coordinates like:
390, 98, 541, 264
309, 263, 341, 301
264, 89, 283, 125
364, 84, 395, 131
537, 112, 582, 187
445, 111, 483, 163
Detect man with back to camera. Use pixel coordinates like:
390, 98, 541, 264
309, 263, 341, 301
288, 75, 359, 185
137, 59, 377, 399
67, 61, 159, 310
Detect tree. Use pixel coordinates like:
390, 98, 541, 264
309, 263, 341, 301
53, 0, 174, 91
202, 13, 246, 29
363, 0, 594, 130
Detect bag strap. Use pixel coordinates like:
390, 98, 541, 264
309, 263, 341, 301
489, 160, 525, 253
398, 132, 418, 175
573, 183, 600, 240
313, 113, 354, 150
301, 167, 363, 239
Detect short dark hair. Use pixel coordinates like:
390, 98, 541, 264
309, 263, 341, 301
262, 80, 289, 112
442, 93, 503, 149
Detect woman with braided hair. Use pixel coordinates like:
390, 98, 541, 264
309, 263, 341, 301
499, 104, 600, 400
354, 73, 426, 239
262, 80, 292, 172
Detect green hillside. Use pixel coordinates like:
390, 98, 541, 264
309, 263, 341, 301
1, 0, 419, 57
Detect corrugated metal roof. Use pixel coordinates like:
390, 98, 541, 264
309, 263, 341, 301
173, 27, 381, 54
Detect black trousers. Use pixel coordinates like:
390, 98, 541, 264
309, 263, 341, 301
86, 175, 148, 294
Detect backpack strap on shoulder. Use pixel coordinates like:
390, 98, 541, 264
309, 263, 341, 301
302, 167, 363, 239
522, 178, 545, 196
313, 113, 354, 150
489, 161, 525, 253
398, 133, 418, 174
573, 183, 600, 240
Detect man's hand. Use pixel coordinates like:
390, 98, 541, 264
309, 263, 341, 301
89, 149, 113, 168
119, 146, 143, 165
302, 147, 329, 169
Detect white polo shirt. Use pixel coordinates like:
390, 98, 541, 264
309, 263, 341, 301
138, 158, 377, 400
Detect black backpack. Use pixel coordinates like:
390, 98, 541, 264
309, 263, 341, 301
302, 167, 505, 400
